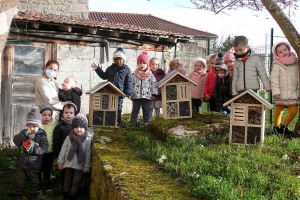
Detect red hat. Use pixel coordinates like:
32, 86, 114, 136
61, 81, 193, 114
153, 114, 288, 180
137, 51, 150, 66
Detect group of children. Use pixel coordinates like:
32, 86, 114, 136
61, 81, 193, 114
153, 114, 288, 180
12, 35, 299, 199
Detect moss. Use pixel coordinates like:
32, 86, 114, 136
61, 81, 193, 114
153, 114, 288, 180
91, 128, 196, 200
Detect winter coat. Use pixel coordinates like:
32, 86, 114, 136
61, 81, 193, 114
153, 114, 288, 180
13, 129, 49, 170
57, 131, 92, 172
41, 121, 56, 153
232, 51, 270, 95
151, 68, 165, 101
188, 71, 207, 99
130, 72, 158, 100
203, 68, 217, 96
270, 60, 299, 100
53, 119, 73, 157
33, 75, 64, 111
95, 63, 133, 96
213, 75, 232, 112
58, 87, 82, 114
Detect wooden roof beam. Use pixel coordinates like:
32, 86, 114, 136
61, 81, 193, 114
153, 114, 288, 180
29, 22, 39, 29
57, 25, 72, 32
85, 27, 97, 35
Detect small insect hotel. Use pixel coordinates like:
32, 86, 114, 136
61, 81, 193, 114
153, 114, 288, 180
157, 70, 197, 119
86, 81, 125, 127
223, 89, 273, 145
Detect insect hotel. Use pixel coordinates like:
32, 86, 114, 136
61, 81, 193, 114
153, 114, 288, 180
223, 89, 273, 145
157, 70, 197, 119
86, 81, 125, 127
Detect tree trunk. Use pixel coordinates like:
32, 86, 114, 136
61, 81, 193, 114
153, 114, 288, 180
0, 0, 19, 53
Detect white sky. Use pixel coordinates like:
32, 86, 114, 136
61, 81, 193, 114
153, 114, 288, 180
88, 0, 300, 47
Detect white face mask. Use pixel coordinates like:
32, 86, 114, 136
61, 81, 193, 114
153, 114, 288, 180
218, 74, 225, 78
45, 69, 57, 79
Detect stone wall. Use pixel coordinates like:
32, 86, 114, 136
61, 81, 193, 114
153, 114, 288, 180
56, 43, 164, 115
18, 0, 89, 19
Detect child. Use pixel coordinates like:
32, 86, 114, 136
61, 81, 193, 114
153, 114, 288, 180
58, 115, 92, 200
203, 54, 218, 111
224, 48, 235, 78
167, 58, 186, 75
58, 76, 82, 115
205, 54, 216, 72
213, 58, 232, 115
188, 58, 207, 113
149, 58, 165, 119
270, 41, 298, 135
232, 36, 270, 96
91, 47, 133, 125
53, 102, 77, 192
13, 106, 49, 200
38, 103, 57, 192
130, 51, 158, 123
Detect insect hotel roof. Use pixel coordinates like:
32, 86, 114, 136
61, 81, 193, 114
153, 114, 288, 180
157, 70, 197, 87
86, 81, 126, 97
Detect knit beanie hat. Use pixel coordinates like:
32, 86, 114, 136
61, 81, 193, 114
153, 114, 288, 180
72, 114, 88, 130
215, 53, 224, 66
63, 102, 78, 114
192, 58, 207, 69
272, 41, 291, 56
38, 103, 53, 115
137, 51, 150, 66
113, 47, 126, 63
26, 106, 42, 127
224, 49, 235, 63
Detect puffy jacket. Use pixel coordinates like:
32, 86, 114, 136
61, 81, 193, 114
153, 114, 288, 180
203, 68, 217, 96
13, 129, 48, 170
53, 119, 73, 157
189, 71, 206, 99
57, 131, 92, 172
151, 68, 165, 101
213, 75, 232, 112
232, 52, 270, 95
130, 73, 158, 100
95, 63, 133, 96
270, 61, 299, 100
58, 87, 82, 114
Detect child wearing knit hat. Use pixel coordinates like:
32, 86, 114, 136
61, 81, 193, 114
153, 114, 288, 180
91, 47, 133, 125
38, 103, 57, 192
13, 106, 49, 200
130, 51, 158, 124
57, 114, 92, 200
188, 58, 207, 113
270, 41, 298, 136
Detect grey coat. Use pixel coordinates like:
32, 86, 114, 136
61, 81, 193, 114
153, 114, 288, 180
57, 134, 92, 172
232, 52, 270, 95
13, 129, 49, 170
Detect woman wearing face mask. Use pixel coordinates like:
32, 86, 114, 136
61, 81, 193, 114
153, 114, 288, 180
33, 60, 70, 122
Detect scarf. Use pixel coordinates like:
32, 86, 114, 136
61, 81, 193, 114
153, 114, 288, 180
234, 49, 251, 62
134, 68, 151, 80
274, 52, 297, 65
67, 130, 87, 163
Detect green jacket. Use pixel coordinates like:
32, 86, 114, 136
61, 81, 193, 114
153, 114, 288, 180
41, 121, 57, 153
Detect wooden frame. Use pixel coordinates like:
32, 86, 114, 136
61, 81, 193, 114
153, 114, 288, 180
223, 89, 273, 145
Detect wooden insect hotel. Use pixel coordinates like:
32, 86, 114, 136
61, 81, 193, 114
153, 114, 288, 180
86, 81, 125, 128
157, 70, 197, 119
223, 89, 273, 145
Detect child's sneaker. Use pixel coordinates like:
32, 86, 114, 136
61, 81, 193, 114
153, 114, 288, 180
44, 180, 52, 192
272, 127, 281, 135
281, 125, 293, 135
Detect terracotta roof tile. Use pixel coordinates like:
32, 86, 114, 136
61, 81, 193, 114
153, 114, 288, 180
13, 11, 194, 39
89, 12, 217, 38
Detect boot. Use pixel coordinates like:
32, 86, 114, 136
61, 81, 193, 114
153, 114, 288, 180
281, 125, 294, 135
44, 180, 52, 192
272, 127, 281, 135
14, 193, 23, 200
29, 192, 39, 200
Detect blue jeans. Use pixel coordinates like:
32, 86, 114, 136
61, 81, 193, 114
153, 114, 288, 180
118, 98, 123, 125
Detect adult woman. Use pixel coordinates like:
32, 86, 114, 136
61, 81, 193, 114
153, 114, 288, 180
33, 60, 69, 122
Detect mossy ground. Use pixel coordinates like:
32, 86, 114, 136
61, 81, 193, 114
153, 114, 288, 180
92, 127, 197, 200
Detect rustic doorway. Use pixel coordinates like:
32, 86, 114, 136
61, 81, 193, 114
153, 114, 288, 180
1, 43, 50, 144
